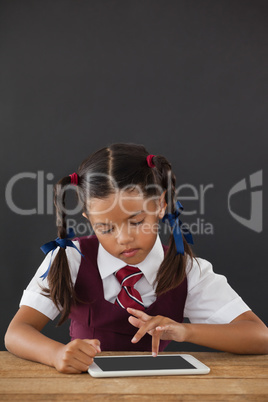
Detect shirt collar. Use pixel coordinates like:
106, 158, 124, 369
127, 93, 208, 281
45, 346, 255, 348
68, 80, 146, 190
97, 235, 164, 285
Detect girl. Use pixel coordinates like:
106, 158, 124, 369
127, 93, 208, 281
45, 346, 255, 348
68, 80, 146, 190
5, 143, 268, 373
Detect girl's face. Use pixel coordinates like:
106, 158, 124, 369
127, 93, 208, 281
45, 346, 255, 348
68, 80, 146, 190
84, 190, 166, 265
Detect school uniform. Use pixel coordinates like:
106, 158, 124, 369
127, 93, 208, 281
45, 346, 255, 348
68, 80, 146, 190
20, 235, 250, 351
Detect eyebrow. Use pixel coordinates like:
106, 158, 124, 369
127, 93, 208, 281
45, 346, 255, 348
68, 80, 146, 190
93, 210, 145, 227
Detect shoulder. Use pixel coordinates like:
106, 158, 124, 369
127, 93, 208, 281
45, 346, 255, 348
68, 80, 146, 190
73, 235, 99, 260
184, 256, 251, 323
185, 256, 218, 291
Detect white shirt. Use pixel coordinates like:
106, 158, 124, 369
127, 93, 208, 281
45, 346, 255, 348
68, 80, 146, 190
20, 235, 250, 324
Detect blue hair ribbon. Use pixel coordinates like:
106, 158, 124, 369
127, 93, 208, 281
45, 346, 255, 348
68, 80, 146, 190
162, 201, 194, 255
39, 228, 84, 280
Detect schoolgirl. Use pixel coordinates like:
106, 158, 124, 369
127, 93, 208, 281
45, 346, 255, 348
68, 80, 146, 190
5, 143, 268, 373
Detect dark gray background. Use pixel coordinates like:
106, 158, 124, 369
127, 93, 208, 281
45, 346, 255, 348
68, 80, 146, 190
1, 0, 267, 352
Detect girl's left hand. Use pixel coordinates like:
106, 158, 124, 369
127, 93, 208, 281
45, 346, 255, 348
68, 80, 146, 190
127, 307, 187, 357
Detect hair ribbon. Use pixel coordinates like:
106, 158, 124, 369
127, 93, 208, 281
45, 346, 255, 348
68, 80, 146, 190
162, 201, 194, 255
147, 154, 155, 168
39, 228, 84, 280
69, 172, 79, 186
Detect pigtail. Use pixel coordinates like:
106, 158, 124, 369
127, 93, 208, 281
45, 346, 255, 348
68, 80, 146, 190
42, 176, 78, 326
152, 155, 195, 296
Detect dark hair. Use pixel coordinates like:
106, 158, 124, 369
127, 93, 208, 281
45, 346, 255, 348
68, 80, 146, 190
43, 143, 196, 325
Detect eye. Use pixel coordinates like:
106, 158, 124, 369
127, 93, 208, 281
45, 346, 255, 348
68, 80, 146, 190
94, 226, 113, 234
130, 219, 144, 226
101, 227, 113, 234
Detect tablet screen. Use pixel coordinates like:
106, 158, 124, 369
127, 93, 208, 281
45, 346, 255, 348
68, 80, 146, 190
94, 355, 196, 372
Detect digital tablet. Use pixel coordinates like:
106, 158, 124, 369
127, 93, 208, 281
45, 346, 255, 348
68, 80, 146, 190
88, 354, 210, 377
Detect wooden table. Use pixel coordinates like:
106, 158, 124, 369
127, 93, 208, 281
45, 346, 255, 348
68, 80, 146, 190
0, 351, 268, 401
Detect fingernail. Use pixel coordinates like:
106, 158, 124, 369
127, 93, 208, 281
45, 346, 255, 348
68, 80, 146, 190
131, 337, 137, 343
152, 352, 157, 357
97, 346, 101, 353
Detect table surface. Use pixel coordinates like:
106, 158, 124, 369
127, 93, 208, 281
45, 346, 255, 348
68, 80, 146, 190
0, 351, 268, 401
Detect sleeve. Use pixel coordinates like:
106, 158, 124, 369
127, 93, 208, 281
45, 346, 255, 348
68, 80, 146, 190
19, 241, 81, 320
184, 257, 251, 324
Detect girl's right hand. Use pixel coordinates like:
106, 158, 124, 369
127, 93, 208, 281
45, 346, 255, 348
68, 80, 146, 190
54, 338, 101, 374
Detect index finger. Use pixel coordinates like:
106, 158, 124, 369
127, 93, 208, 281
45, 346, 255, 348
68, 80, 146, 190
152, 330, 161, 357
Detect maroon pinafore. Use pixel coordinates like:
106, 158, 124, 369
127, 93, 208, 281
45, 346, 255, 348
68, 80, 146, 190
69, 236, 187, 351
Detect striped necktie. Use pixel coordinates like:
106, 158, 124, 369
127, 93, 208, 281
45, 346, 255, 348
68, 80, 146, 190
114, 265, 145, 311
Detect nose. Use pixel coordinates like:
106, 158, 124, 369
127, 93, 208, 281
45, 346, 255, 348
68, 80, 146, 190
116, 224, 135, 245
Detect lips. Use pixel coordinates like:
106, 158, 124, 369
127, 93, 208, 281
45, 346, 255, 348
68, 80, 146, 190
121, 248, 139, 257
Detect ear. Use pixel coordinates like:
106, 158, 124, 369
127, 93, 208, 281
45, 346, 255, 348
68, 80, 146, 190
158, 191, 167, 219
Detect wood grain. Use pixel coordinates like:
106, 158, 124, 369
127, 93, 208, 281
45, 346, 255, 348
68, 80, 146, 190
0, 351, 267, 401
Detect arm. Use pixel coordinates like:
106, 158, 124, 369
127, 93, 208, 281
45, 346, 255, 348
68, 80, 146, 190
5, 306, 101, 373
127, 308, 268, 356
